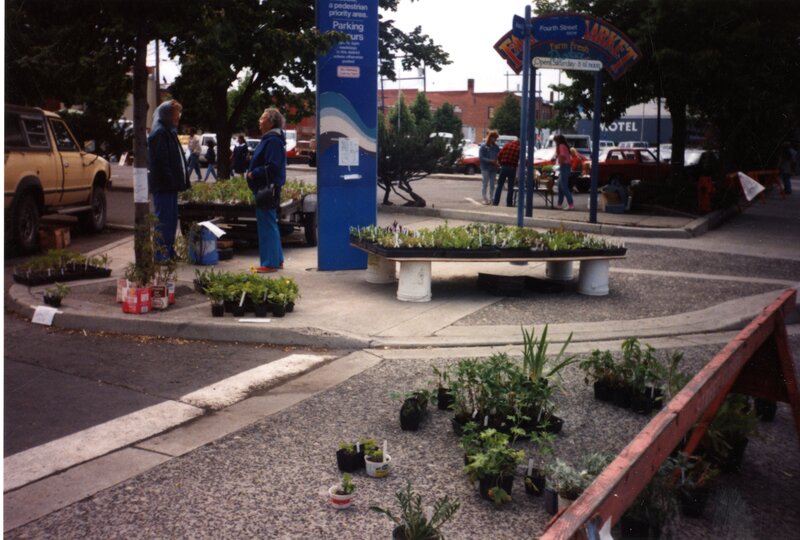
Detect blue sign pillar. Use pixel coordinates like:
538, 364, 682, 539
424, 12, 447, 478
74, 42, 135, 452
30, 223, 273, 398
316, 0, 379, 270
589, 72, 604, 223
516, 5, 532, 227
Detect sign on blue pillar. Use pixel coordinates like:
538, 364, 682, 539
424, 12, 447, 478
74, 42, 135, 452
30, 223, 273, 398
316, 0, 379, 271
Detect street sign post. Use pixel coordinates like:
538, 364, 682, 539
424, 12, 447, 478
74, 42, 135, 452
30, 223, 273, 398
532, 57, 602, 71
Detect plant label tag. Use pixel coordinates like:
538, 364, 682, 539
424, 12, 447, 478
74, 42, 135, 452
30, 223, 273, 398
239, 290, 246, 307
528, 458, 534, 476
472, 409, 478, 418
484, 415, 489, 427
32, 306, 58, 326
356, 442, 360, 453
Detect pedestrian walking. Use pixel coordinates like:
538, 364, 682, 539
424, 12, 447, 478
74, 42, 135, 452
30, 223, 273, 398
555, 134, 574, 210
203, 139, 217, 182
778, 142, 794, 195
246, 108, 286, 273
147, 100, 189, 261
493, 138, 520, 206
232, 135, 249, 178
186, 128, 202, 181
479, 131, 500, 204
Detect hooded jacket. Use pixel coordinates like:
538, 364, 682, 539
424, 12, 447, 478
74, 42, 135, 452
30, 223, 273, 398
247, 128, 287, 194
147, 102, 189, 193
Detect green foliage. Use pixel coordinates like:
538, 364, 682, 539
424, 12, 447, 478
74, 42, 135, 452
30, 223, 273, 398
433, 103, 464, 140
521, 324, 577, 384
337, 473, 356, 495
463, 429, 526, 483
370, 481, 460, 540
180, 178, 315, 205
44, 282, 70, 301
17, 249, 109, 274
489, 93, 522, 137
199, 271, 299, 308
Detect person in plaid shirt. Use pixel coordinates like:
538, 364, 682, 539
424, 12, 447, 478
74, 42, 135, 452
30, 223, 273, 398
493, 138, 520, 206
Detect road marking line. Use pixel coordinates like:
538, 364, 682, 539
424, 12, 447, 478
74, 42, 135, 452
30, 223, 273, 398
179, 354, 333, 410
4, 400, 203, 492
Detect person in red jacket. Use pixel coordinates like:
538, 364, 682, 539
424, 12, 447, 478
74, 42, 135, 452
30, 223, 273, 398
493, 138, 520, 206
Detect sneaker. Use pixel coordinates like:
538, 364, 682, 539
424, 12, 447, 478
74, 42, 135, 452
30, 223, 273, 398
568, 204, 574, 210
255, 266, 278, 273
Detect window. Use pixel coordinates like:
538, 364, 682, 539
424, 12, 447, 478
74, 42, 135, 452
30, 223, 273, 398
488, 107, 495, 119
640, 150, 656, 163
5, 112, 26, 147
22, 116, 50, 148
49, 120, 79, 152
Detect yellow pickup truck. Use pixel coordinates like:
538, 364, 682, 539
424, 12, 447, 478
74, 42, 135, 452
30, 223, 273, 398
5, 105, 111, 252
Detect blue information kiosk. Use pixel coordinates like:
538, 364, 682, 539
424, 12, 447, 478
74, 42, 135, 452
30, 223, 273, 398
316, 1, 379, 271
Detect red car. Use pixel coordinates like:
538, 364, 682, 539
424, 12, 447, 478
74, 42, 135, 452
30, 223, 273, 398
456, 143, 481, 174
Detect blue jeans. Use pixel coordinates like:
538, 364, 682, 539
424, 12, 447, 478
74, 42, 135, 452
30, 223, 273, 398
256, 206, 284, 268
781, 172, 793, 194
204, 164, 217, 181
187, 153, 201, 180
493, 166, 516, 206
152, 191, 178, 261
481, 167, 497, 201
557, 164, 574, 207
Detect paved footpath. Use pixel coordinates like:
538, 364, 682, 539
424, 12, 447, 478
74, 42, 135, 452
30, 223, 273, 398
4, 176, 800, 537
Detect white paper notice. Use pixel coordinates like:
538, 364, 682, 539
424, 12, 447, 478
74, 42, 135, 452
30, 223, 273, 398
738, 172, 765, 202
339, 138, 359, 167
32, 306, 59, 326
133, 167, 149, 203
198, 220, 227, 238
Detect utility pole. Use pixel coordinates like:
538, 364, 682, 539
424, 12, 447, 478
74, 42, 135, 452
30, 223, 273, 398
154, 40, 160, 109
132, 31, 150, 270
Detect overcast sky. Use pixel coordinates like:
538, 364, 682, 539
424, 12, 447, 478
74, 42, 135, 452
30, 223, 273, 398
152, 1, 568, 100
382, 0, 567, 98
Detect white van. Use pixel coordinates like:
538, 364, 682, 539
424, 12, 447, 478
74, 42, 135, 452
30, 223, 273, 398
534, 133, 592, 160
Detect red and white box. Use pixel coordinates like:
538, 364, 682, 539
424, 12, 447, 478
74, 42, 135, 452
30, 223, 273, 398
122, 287, 151, 314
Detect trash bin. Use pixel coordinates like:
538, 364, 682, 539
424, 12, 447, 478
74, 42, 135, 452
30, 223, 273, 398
189, 226, 219, 265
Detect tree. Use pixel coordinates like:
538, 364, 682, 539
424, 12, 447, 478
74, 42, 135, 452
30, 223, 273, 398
378, 96, 448, 206
490, 94, 522, 137
433, 103, 463, 137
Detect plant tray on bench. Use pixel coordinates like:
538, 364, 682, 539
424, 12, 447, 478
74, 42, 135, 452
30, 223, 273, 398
13, 266, 112, 286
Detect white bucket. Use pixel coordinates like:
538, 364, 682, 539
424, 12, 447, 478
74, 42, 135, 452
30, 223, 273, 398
578, 260, 610, 296
365, 454, 392, 478
365, 254, 396, 284
397, 262, 432, 302
546, 261, 574, 281
328, 485, 356, 509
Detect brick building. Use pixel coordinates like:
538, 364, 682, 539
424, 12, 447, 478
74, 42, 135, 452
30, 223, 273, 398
289, 78, 555, 145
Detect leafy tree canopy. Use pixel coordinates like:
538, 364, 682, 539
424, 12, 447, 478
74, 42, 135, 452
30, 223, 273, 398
490, 94, 522, 137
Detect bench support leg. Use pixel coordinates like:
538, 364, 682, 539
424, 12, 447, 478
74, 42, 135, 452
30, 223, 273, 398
546, 261, 574, 281
365, 254, 396, 284
578, 260, 610, 296
397, 261, 432, 302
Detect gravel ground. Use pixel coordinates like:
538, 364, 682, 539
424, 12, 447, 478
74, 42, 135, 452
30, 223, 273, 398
457, 274, 783, 326
9, 336, 800, 539
618, 242, 800, 280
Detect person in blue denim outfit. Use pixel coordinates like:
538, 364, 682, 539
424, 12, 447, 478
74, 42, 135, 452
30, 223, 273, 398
247, 108, 286, 272
554, 134, 574, 210
479, 131, 500, 204
147, 100, 189, 261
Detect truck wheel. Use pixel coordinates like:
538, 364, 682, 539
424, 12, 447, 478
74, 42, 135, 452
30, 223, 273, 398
465, 165, 477, 175
12, 192, 40, 253
303, 212, 318, 247
78, 185, 107, 232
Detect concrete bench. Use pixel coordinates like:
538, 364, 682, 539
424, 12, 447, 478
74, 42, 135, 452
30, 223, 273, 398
352, 246, 626, 302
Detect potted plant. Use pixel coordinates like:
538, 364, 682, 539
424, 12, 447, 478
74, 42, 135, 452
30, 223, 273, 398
122, 261, 154, 315
463, 428, 525, 505
431, 365, 454, 410
579, 348, 617, 402
700, 393, 759, 472
205, 283, 226, 317
365, 441, 392, 478
335, 442, 362, 473
547, 459, 588, 512
524, 431, 555, 497
328, 473, 356, 510
393, 390, 431, 431
370, 482, 460, 540
43, 282, 70, 307
672, 452, 718, 518
520, 324, 578, 387
619, 460, 678, 539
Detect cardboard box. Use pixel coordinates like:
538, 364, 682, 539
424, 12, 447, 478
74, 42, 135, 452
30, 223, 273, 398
39, 227, 71, 249
122, 287, 151, 314
151, 285, 169, 310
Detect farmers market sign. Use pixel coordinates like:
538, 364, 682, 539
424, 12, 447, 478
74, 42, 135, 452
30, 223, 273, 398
495, 13, 641, 79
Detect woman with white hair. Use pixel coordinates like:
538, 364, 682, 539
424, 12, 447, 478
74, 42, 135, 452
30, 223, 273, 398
246, 108, 287, 272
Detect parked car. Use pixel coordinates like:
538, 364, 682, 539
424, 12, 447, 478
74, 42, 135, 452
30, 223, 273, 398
618, 141, 650, 149
497, 134, 518, 149
593, 148, 670, 186
5, 105, 111, 252
456, 143, 481, 174
541, 133, 593, 155
684, 149, 720, 183
597, 140, 614, 149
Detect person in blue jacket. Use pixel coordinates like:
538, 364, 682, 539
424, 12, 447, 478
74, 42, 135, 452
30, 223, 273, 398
147, 100, 189, 261
246, 108, 286, 272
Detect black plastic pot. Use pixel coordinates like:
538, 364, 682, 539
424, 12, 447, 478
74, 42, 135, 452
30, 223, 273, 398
400, 400, 424, 431
232, 304, 246, 317
224, 300, 236, 313
286, 302, 295, 313
593, 380, 613, 402
544, 486, 559, 515
451, 415, 471, 436
630, 391, 654, 415
720, 437, 749, 472
269, 302, 287, 317
253, 303, 269, 318
613, 384, 632, 409
524, 470, 546, 496
392, 526, 409, 540
755, 398, 777, 421
43, 294, 62, 308
336, 448, 361, 473
679, 486, 711, 518
645, 386, 665, 410
543, 414, 564, 434
210, 303, 225, 317
437, 387, 454, 410
478, 474, 514, 502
